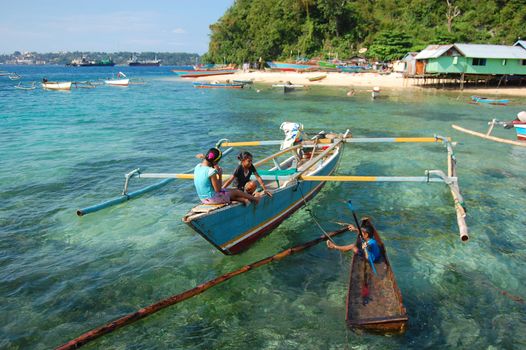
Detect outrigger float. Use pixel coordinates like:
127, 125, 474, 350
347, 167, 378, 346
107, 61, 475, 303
77, 127, 469, 254
452, 119, 526, 148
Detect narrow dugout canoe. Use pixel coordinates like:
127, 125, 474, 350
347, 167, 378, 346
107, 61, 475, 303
346, 217, 408, 333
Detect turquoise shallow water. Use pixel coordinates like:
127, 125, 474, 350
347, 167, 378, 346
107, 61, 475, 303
1, 66, 525, 349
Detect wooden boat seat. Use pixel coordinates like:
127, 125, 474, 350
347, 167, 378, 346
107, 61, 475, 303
189, 203, 228, 214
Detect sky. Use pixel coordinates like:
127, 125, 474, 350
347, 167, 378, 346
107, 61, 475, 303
0, 0, 234, 54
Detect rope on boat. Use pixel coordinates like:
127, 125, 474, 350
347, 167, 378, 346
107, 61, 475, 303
54, 227, 349, 350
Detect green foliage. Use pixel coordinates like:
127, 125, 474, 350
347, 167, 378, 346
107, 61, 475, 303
367, 31, 412, 61
205, 0, 526, 63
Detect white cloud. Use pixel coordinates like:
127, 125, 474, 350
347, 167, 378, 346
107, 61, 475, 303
172, 28, 186, 34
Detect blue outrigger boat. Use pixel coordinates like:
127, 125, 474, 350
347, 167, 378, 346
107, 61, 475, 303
470, 96, 509, 105
77, 128, 469, 255
193, 81, 244, 89
182, 135, 344, 254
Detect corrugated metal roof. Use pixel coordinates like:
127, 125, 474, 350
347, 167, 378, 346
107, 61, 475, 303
514, 40, 526, 49
415, 43, 526, 60
454, 44, 526, 59
414, 45, 453, 59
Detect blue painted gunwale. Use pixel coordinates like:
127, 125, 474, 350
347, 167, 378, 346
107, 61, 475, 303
184, 146, 342, 255
514, 124, 526, 140
470, 96, 509, 104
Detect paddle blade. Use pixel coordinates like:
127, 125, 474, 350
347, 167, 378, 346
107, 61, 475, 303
361, 284, 369, 298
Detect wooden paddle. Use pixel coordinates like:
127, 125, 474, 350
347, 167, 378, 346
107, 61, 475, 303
347, 200, 377, 276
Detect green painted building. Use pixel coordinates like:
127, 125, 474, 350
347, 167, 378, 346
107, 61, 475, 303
414, 44, 526, 76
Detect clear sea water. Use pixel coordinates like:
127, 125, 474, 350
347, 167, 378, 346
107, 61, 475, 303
1, 65, 525, 349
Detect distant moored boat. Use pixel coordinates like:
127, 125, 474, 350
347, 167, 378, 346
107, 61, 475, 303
104, 72, 130, 86
42, 81, 72, 90
128, 55, 161, 66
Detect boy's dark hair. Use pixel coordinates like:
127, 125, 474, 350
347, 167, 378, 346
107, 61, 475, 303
237, 151, 253, 161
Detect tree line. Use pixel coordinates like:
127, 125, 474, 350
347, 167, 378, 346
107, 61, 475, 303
203, 0, 526, 64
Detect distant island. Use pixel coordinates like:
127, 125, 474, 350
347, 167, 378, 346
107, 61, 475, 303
0, 51, 200, 66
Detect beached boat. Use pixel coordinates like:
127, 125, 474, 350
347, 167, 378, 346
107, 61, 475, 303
308, 74, 327, 82
104, 72, 129, 86
42, 81, 72, 90
15, 82, 36, 90
179, 70, 236, 78
338, 65, 367, 73
346, 217, 408, 333
470, 96, 509, 105
193, 81, 244, 89
266, 61, 316, 72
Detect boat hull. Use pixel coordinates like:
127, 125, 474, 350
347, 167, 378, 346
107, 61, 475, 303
42, 82, 72, 90
514, 123, 526, 141
180, 70, 236, 78
471, 96, 509, 105
183, 147, 340, 255
193, 82, 244, 89
104, 79, 129, 86
346, 218, 408, 334
267, 61, 316, 71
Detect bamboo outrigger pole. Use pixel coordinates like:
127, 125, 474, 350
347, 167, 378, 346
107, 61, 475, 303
55, 227, 349, 350
452, 124, 526, 148
217, 136, 451, 148
76, 148, 234, 216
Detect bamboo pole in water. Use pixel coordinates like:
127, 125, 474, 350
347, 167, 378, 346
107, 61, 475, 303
452, 124, 526, 148
55, 227, 349, 350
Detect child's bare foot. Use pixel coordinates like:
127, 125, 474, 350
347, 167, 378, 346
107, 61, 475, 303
241, 198, 251, 206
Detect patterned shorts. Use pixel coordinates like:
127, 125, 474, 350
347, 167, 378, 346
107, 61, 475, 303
202, 190, 231, 204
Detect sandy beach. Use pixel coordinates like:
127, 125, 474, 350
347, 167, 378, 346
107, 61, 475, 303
192, 70, 526, 97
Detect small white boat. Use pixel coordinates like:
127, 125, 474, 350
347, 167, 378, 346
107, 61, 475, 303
8, 73, 21, 80
42, 81, 72, 90
104, 72, 130, 86
15, 82, 36, 90
272, 82, 304, 93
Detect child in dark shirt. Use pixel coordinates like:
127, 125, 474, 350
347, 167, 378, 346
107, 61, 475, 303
223, 151, 272, 197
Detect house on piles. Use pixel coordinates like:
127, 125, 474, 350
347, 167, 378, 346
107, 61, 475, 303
412, 43, 526, 88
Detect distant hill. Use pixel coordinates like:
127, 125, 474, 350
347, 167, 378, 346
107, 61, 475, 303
203, 0, 525, 63
0, 51, 200, 66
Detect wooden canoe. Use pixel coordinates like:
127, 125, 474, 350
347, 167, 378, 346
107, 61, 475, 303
308, 74, 327, 82
42, 81, 72, 90
346, 217, 408, 333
